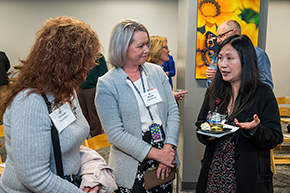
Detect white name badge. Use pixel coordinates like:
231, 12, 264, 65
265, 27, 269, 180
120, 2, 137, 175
49, 103, 76, 133
141, 89, 162, 107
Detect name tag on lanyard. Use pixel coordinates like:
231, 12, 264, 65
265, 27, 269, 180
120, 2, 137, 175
141, 88, 162, 107
49, 103, 76, 133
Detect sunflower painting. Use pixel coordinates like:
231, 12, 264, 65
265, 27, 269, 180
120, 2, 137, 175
195, 0, 261, 79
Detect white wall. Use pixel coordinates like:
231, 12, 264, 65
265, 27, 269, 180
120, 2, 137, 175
267, 0, 290, 97
0, 0, 178, 71
177, 0, 205, 189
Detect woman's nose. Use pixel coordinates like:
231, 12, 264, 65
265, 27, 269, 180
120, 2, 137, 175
144, 45, 149, 53
219, 59, 227, 67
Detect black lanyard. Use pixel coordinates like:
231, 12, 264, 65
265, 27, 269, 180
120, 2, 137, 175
127, 66, 154, 123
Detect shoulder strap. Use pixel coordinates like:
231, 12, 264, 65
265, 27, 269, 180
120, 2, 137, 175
41, 93, 64, 178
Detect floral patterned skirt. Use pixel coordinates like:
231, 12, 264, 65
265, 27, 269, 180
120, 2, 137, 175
115, 128, 173, 193
206, 134, 237, 193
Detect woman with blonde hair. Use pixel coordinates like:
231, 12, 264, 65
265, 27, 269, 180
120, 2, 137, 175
147, 36, 188, 100
0, 16, 113, 193
96, 19, 179, 193
146, 36, 168, 65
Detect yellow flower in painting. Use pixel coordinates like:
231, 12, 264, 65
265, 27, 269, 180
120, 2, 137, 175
196, 31, 205, 52
198, 0, 240, 28
196, 31, 206, 69
196, 57, 208, 79
196, 49, 208, 78
240, 20, 258, 47
238, 0, 260, 13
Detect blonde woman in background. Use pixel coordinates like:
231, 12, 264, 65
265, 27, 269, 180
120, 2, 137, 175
147, 36, 188, 100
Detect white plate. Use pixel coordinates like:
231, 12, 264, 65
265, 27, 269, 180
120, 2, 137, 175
197, 124, 240, 138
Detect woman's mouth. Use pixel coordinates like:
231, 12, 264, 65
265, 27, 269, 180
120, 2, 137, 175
222, 71, 230, 76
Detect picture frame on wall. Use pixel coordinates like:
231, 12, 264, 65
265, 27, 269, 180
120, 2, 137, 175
195, 0, 261, 79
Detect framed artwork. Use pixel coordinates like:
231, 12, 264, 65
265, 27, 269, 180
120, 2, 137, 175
195, 0, 261, 79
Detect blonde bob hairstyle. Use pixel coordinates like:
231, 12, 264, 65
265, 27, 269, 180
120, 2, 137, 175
146, 36, 167, 64
108, 19, 150, 68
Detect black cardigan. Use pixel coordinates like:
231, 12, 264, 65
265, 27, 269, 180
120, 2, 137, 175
195, 84, 283, 193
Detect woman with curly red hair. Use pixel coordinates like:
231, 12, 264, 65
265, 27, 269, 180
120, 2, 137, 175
0, 16, 108, 192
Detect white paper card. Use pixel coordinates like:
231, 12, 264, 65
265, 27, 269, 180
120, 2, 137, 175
49, 103, 76, 133
141, 89, 162, 107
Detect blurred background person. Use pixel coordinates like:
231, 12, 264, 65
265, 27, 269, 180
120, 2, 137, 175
0, 51, 10, 124
96, 19, 180, 193
206, 20, 273, 89
0, 16, 102, 192
195, 35, 282, 193
162, 55, 175, 89
147, 36, 188, 101
77, 53, 108, 137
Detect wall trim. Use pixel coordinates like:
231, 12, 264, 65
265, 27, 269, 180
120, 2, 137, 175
182, 182, 197, 191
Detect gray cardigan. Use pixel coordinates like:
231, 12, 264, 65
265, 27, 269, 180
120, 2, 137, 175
0, 90, 88, 193
95, 62, 180, 189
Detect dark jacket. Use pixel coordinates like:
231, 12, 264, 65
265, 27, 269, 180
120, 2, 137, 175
0, 51, 10, 86
79, 54, 108, 89
195, 84, 283, 193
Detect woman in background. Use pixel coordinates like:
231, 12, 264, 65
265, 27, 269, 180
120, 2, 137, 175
95, 19, 180, 193
147, 36, 188, 101
0, 16, 103, 192
77, 53, 108, 137
195, 35, 282, 193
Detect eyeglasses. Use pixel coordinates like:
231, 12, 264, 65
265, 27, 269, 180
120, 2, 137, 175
163, 46, 169, 50
217, 30, 234, 39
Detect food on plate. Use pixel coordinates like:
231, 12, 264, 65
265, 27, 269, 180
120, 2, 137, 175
201, 122, 211, 131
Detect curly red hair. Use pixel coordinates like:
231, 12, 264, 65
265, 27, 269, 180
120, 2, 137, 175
0, 16, 101, 118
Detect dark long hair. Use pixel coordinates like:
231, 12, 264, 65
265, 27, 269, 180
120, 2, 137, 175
206, 35, 262, 118
0, 16, 100, 118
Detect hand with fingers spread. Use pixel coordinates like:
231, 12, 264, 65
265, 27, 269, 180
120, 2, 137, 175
234, 114, 260, 130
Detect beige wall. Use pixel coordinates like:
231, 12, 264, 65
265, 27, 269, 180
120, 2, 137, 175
267, 0, 290, 97
0, 0, 178, 71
